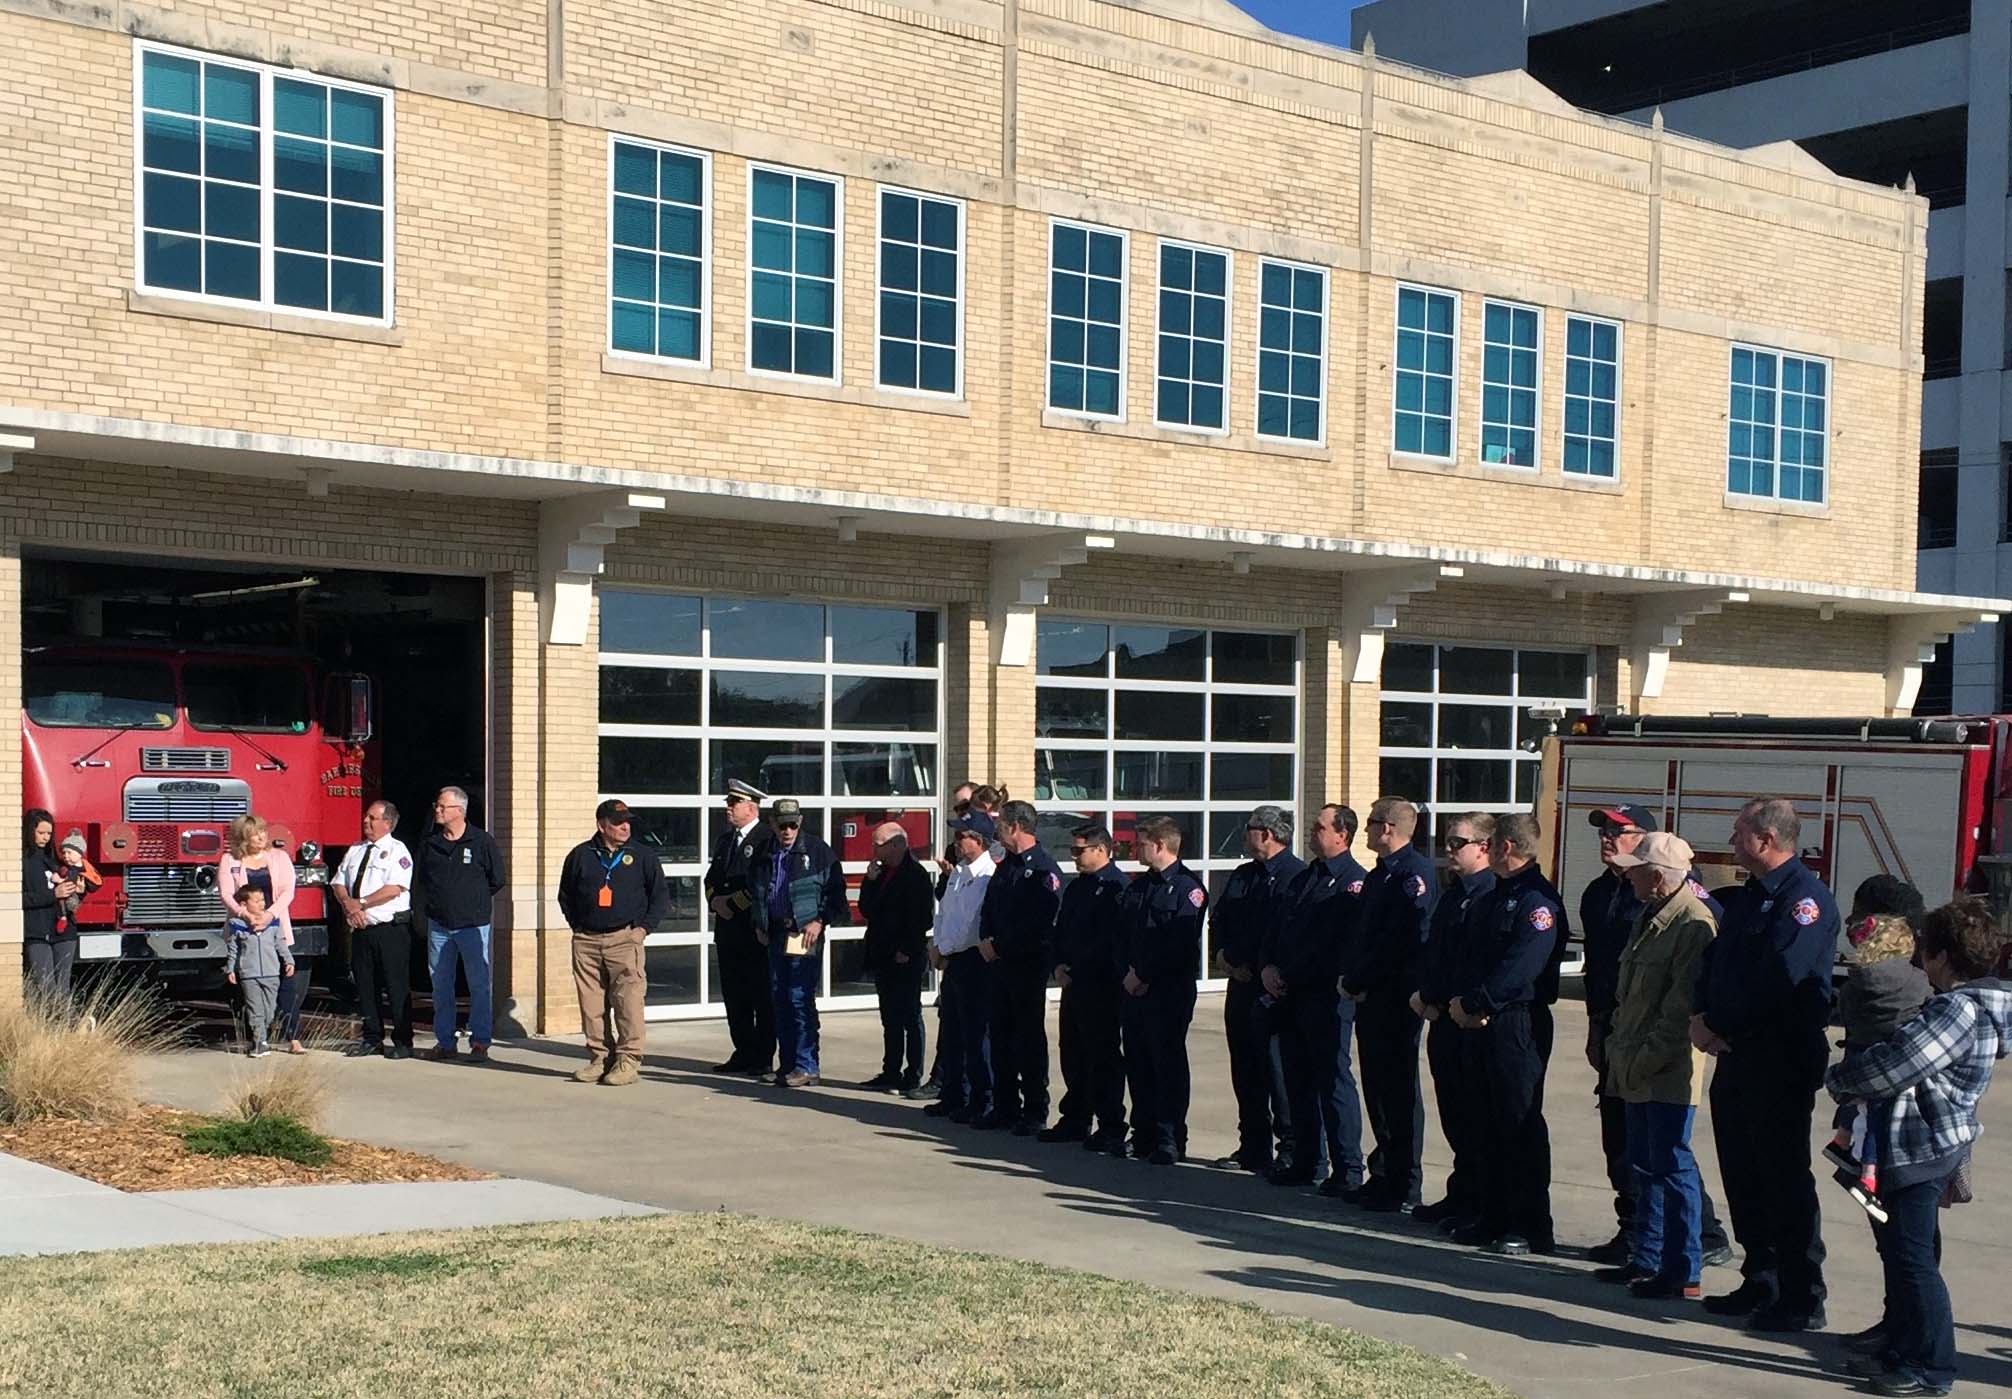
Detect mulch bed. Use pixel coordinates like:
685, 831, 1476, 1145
0, 1104, 493, 1191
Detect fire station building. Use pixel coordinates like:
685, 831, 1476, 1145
2, 0, 2004, 1028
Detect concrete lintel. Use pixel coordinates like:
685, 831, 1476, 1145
1886, 610, 1997, 715
538, 491, 666, 646
1340, 563, 1463, 684
1630, 590, 1746, 704
988, 532, 1116, 666
0, 431, 31, 474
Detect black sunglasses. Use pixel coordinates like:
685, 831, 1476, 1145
1598, 824, 1642, 839
1444, 835, 1480, 852
1069, 844, 1091, 856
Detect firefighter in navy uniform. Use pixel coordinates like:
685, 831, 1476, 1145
703, 779, 775, 1076
1341, 798, 1438, 1212
1449, 812, 1567, 1257
1578, 803, 1733, 1269
1693, 797, 1838, 1333
1260, 804, 1369, 1193
1044, 822, 1131, 1150
976, 800, 1064, 1134
1210, 804, 1306, 1173
1117, 815, 1208, 1165
1410, 812, 1496, 1229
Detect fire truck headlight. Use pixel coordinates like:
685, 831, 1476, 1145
191, 866, 217, 892
296, 841, 320, 864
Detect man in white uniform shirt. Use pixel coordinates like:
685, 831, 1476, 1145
334, 800, 416, 1059
922, 813, 998, 1124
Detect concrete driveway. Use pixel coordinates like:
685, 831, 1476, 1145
139, 997, 2012, 1399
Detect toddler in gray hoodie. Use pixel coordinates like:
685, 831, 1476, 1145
225, 887, 295, 1058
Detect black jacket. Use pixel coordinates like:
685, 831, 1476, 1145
1695, 856, 1839, 1057
1055, 862, 1130, 980
1119, 860, 1208, 987
1455, 863, 1569, 1015
1211, 849, 1305, 973
703, 821, 773, 946
859, 854, 934, 971
414, 826, 506, 930
1340, 844, 1439, 1001
1264, 851, 1367, 990
749, 834, 851, 943
1417, 869, 1495, 1009
22, 846, 60, 942
979, 844, 1064, 963
558, 835, 670, 934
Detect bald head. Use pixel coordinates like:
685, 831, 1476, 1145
871, 822, 908, 848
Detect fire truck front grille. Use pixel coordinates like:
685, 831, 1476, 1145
132, 824, 176, 860
122, 780, 252, 823
140, 747, 231, 772
121, 866, 227, 926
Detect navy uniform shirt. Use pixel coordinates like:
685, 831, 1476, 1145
1456, 862, 1569, 1016
1120, 859, 1208, 988
1340, 843, 1439, 1001
1054, 862, 1130, 980
1695, 855, 1838, 1053
1212, 848, 1307, 973
1265, 850, 1368, 990
1580, 867, 1723, 1023
1418, 868, 1495, 1010
980, 842, 1065, 963
558, 836, 670, 934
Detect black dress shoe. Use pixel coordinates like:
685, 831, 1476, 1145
1593, 1265, 1650, 1285
1362, 1196, 1415, 1215
1010, 1119, 1041, 1137
1701, 1243, 1734, 1269
1629, 1276, 1702, 1301
1586, 1231, 1632, 1266
1870, 1375, 1949, 1397
384, 1045, 413, 1061
902, 1083, 940, 1102
1842, 1323, 1890, 1355
1749, 1303, 1825, 1333
921, 1099, 960, 1118
969, 1111, 1012, 1131
711, 1058, 745, 1074
1412, 1198, 1460, 1223
949, 1106, 979, 1125
1317, 1176, 1366, 1201
1702, 1281, 1776, 1316
1106, 1135, 1133, 1158
1452, 1221, 1500, 1247
1147, 1147, 1178, 1166
345, 1040, 380, 1058
1039, 1122, 1087, 1144
1267, 1166, 1316, 1186
1440, 1213, 1477, 1236
858, 1073, 899, 1091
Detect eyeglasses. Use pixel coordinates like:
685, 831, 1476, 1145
1444, 836, 1479, 852
776, 820, 802, 830
1598, 824, 1641, 839
1069, 845, 1091, 856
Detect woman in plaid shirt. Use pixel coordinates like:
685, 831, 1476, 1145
1826, 897, 2011, 1397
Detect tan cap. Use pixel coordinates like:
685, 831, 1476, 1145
1609, 831, 1695, 874
870, 821, 907, 845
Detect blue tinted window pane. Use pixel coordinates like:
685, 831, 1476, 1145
328, 89, 381, 147
274, 194, 326, 253
274, 138, 327, 195
1054, 223, 1086, 271
795, 329, 834, 379
204, 124, 258, 184
205, 183, 258, 242
750, 322, 791, 371
274, 252, 327, 310
143, 231, 202, 291
330, 148, 382, 205
330, 260, 382, 318
880, 339, 916, 388
920, 198, 956, 249
1050, 364, 1083, 410
918, 346, 956, 392
330, 203, 382, 262
795, 229, 833, 278
1085, 371, 1120, 416
203, 66, 258, 126
143, 173, 201, 233
659, 257, 699, 309
660, 153, 701, 205
751, 171, 792, 221
1258, 394, 1288, 437
613, 142, 656, 196
795, 178, 835, 228
659, 206, 701, 256
1087, 232, 1122, 279
613, 197, 654, 249
273, 79, 326, 137
612, 249, 654, 302
658, 309, 699, 360
918, 298, 954, 346
205, 240, 259, 299
144, 53, 201, 114
144, 113, 201, 174
1289, 399, 1318, 441
602, 590, 702, 655
882, 192, 918, 243
611, 301, 655, 353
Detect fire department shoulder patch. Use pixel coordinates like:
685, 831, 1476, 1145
1045, 872, 1061, 893
1406, 874, 1428, 900
1347, 879, 1365, 895
1791, 897, 1821, 926
1528, 905, 1556, 932
398, 856, 411, 869
1188, 886, 1206, 908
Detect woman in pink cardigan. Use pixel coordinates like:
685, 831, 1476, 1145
218, 814, 302, 1053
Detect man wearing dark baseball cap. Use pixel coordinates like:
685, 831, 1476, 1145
557, 797, 669, 1085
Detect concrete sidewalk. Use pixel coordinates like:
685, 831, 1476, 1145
0, 1149, 659, 1258
136, 998, 2012, 1399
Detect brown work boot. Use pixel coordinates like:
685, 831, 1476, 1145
571, 1057, 607, 1084
782, 1069, 820, 1087
600, 1057, 641, 1087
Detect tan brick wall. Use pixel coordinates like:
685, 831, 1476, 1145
1648, 608, 1888, 717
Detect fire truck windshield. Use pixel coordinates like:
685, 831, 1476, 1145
24, 657, 175, 730
184, 664, 312, 735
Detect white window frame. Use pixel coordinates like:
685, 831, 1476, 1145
872, 183, 966, 401
597, 592, 946, 1021
1392, 283, 1460, 463
131, 39, 396, 327
1045, 217, 1130, 423
1562, 312, 1623, 480
1033, 619, 1302, 992
605, 134, 712, 369
1727, 342, 1831, 505
745, 161, 845, 386
1478, 298, 1542, 471
1151, 238, 1232, 436
1253, 257, 1329, 448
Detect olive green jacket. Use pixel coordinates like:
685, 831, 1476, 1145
1606, 882, 1717, 1106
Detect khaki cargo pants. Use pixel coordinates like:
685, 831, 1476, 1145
572, 925, 647, 1062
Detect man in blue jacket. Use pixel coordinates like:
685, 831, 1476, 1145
1693, 797, 1838, 1333
1210, 804, 1305, 1173
750, 798, 850, 1088
1342, 797, 1438, 1213
1045, 823, 1130, 1150
978, 799, 1064, 1134
1118, 815, 1208, 1165
1410, 811, 1496, 1229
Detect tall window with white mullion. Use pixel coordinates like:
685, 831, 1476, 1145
1729, 345, 1828, 503
137, 44, 388, 319
1256, 260, 1325, 443
1479, 300, 1540, 467
1048, 222, 1126, 418
609, 140, 707, 363
1155, 243, 1229, 431
748, 167, 839, 381
1563, 315, 1619, 478
1393, 286, 1456, 459
877, 189, 961, 395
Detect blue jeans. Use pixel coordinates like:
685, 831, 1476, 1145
1627, 1100, 1703, 1283
936, 948, 992, 1113
1874, 1167, 1959, 1391
770, 945, 821, 1075
427, 921, 492, 1049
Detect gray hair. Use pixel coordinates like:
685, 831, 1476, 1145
371, 799, 401, 827
1739, 797, 1801, 849
436, 786, 469, 810
1248, 804, 1293, 843
997, 799, 1038, 835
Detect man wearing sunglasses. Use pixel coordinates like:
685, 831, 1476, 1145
1210, 804, 1305, 1174
1580, 805, 1733, 1272
1411, 813, 1498, 1231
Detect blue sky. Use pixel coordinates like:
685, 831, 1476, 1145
1230, 0, 1369, 48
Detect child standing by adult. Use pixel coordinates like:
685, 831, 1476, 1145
225, 886, 294, 1057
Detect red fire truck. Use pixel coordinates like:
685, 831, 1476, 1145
1540, 713, 2012, 975
23, 642, 372, 989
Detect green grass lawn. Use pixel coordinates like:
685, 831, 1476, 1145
0, 1214, 1508, 1398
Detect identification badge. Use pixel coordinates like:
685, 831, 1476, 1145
597, 885, 613, 908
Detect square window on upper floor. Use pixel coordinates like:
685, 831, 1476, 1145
1728, 344, 1828, 505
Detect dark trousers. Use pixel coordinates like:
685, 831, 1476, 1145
351, 919, 413, 1047
1225, 978, 1291, 1165
937, 949, 992, 1114
987, 959, 1050, 1123
275, 959, 308, 1042
23, 937, 77, 1003
1425, 1016, 1481, 1212
873, 959, 927, 1085
1873, 1170, 1957, 1389
1357, 995, 1425, 1204
1599, 1082, 1730, 1247
1474, 1004, 1553, 1244
716, 926, 775, 1070
1057, 974, 1126, 1135
1710, 1050, 1828, 1310
1121, 983, 1195, 1155
1280, 991, 1364, 1184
